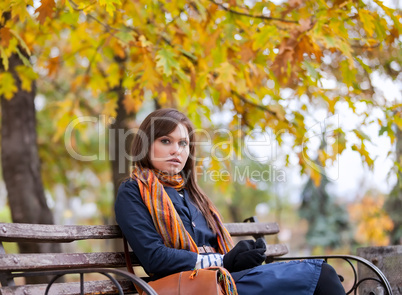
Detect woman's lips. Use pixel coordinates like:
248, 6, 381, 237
167, 159, 181, 165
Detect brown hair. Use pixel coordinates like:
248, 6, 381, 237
131, 108, 218, 232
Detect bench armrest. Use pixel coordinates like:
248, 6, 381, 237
273, 255, 393, 295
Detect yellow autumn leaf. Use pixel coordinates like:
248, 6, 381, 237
10, 29, 31, 56
0, 46, 8, 71
2, 38, 16, 60
51, 96, 79, 142
88, 72, 109, 94
102, 92, 118, 118
215, 62, 236, 90
106, 63, 121, 88
122, 74, 136, 90
53, 113, 78, 142
359, 9, 376, 37
99, 0, 122, 16
141, 55, 160, 91
0, 72, 18, 100
235, 79, 248, 95
15, 65, 38, 92
338, 41, 354, 67
11, 0, 33, 23
139, 35, 152, 48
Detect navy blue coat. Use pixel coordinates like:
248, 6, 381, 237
115, 179, 323, 294
115, 179, 219, 278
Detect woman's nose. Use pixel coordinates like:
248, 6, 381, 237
170, 143, 182, 155
170, 144, 179, 155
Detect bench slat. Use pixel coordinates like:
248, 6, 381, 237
0, 279, 136, 295
0, 224, 122, 243
0, 244, 288, 273
0, 252, 140, 272
0, 222, 280, 242
224, 222, 279, 236
265, 244, 288, 257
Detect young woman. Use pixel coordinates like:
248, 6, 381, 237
115, 108, 346, 295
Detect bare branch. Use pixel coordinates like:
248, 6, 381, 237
208, 0, 298, 24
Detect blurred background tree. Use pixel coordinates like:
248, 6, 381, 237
299, 137, 351, 250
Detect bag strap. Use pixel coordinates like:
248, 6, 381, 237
123, 236, 145, 295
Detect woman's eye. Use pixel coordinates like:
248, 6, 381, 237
161, 139, 170, 144
179, 141, 188, 146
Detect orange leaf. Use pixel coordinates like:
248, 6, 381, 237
46, 56, 60, 77
272, 29, 301, 76
0, 27, 12, 48
239, 41, 256, 63
35, 0, 56, 24
123, 92, 143, 114
295, 35, 323, 63
289, 0, 303, 7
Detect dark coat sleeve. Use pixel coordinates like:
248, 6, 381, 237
114, 179, 198, 278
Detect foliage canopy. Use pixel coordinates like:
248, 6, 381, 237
0, 0, 401, 188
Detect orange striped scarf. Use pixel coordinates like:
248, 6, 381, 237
131, 167, 233, 254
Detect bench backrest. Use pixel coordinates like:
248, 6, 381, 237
0, 222, 288, 294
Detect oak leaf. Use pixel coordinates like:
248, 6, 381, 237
35, 0, 56, 24
46, 56, 60, 77
215, 62, 236, 90
359, 9, 376, 37
141, 54, 161, 90
99, 0, 122, 16
102, 92, 118, 118
11, 0, 33, 23
155, 48, 179, 76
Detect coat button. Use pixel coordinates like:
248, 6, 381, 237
192, 221, 196, 228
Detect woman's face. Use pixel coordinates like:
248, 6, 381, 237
149, 123, 190, 175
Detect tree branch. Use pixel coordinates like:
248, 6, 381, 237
208, 0, 298, 24
231, 96, 254, 130
232, 90, 289, 123
352, 42, 381, 49
68, 0, 140, 46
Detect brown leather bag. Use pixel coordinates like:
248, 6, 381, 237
144, 269, 225, 295
123, 237, 227, 295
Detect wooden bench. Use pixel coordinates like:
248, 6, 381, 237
0, 218, 393, 295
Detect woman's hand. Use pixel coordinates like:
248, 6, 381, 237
223, 238, 266, 272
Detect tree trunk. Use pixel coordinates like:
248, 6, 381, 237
109, 82, 134, 202
108, 77, 135, 252
1, 53, 61, 283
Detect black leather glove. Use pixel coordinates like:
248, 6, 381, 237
223, 238, 266, 273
